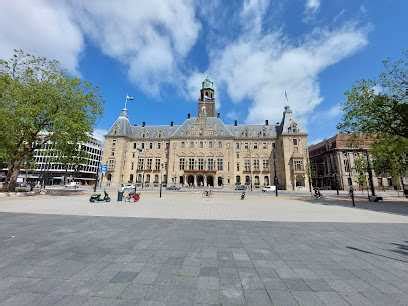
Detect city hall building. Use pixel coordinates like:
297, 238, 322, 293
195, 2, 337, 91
102, 79, 309, 190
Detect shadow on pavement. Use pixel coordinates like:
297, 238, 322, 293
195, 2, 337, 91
300, 194, 408, 217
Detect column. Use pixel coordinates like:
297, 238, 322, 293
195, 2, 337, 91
204, 175, 207, 186
194, 175, 197, 187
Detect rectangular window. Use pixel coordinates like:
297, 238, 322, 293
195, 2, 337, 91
209, 141, 213, 148
236, 142, 240, 149
157, 142, 161, 149
293, 139, 298, 145
179, 158, 185, 170
200, 141, 203, 148
294, 160, 303, 171
208, 158, 214, 170
188, 158, 195, 170
149, 143, 153, 149
137, 158, 144, 170
198, 158, 204, 170
263, 142, 267, 149
218, 141, 222, 148
237, 163, 240, 171
147, 158, 152, 170
254, 143, 258, 149
133, 143, 137, 149
263, 160, 269, 170
244, 160, 250, 171
244, 143, 249, 149
131, 162, 134, 170
253, 160, 259, 170
217, 158, 223, 171
141, 143, 145, 149
344, 159, 350, 172
155, 158, 160, 170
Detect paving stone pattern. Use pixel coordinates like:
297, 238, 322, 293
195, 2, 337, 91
0, 212, 408, 305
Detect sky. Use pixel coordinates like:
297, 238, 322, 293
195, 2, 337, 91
0, 0, 407, 144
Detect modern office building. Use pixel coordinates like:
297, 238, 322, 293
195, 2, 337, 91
0, 136, 103, 186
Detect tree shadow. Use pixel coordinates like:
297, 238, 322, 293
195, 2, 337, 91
301, 194, 408, 217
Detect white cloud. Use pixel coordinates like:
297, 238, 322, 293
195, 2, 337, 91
305, 0, 320, 13
310, 138, 323, 145
0, 0, 83, 73
68, 0, 200, 94
196, 23, 368, 123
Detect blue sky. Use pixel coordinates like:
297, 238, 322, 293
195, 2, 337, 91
0, 0, 407, 144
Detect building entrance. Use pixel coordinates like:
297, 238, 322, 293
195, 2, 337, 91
206, 175, 214, 187
197, 175, 204, 187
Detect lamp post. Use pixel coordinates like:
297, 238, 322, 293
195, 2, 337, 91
347, 152, 355, 207
333, 172, 339, 195
159, 162, 164, 198
273, 147, 278, 197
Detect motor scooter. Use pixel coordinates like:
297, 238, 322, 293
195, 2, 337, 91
90, 190, 111, 203
240, 192, 246, 200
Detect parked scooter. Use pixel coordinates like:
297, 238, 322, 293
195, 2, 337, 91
240, 192, 246, 200
90, 190, 111, 203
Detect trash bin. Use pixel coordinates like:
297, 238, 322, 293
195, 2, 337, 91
117, 191, 124, 202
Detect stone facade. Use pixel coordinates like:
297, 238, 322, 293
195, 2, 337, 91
102, 79, 309, 190
308, 134, 399, 190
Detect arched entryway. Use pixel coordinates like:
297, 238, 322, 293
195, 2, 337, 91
187, 175, 194, 186
236, 175, 241, 185
264, 176, 269, 186
295, 175, 305, 188
197, 175, 204, 187
217, 176, 223, 187
245, 175, 250, 185
206, 175, 214, 187
179, 176, 184, 185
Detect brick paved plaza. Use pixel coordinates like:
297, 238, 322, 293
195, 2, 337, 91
0, 193, 408, 305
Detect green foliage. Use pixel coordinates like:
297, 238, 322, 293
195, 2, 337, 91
371, 136, 408, 180
353, 155, 367, 188
0, 49, 103, 191
337, 50, 408, 185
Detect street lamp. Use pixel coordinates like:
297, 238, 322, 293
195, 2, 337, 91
347, 152, 355, 207
273, 147, 278, 197
159, 162, 164, 198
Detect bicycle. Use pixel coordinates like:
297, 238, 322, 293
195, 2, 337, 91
202, 189, 212, 198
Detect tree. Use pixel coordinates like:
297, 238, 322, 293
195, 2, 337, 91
353, 155, 367, 191
371, 136, 408, 190
0, 50, 102, 191
337, 51, 408, 188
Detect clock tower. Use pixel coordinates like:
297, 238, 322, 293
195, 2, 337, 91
197, 78, 215, 117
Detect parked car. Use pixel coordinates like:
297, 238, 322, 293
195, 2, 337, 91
262, 185, 276, 192
121, 184, 136, 192
235, 185, 246, 191
166, 185, 181, 191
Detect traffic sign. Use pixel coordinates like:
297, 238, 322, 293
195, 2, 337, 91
100, 164, 107, 174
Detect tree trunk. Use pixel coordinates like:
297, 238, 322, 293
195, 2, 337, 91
6, 164, 20, 192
